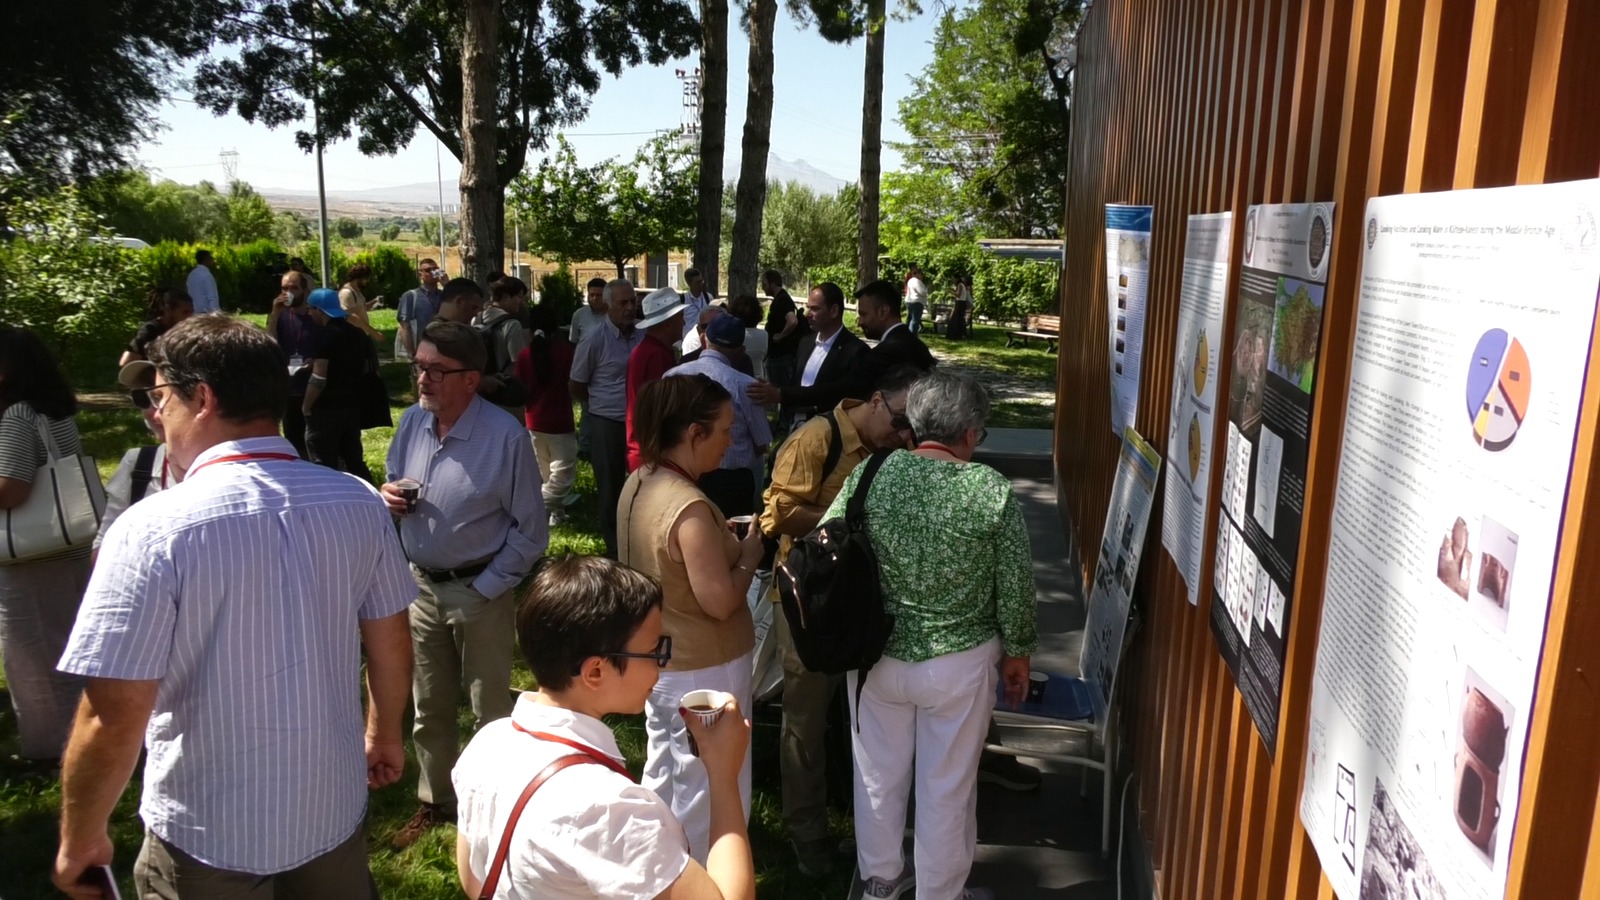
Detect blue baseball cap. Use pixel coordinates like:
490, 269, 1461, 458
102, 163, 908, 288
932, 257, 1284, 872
308, 288, 346, 318
707, 312, 746, 348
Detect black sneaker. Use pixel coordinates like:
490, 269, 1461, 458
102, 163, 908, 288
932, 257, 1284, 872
977, 750, 1042, 792
792, 837, 836, 877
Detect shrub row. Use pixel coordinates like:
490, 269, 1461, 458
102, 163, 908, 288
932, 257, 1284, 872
145, 241, 422, 314
806, 248, 1058, 323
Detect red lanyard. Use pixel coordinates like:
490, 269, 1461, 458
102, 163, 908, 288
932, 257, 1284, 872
512, 723, 634, 781
186, 452, 300, 477
657, 459, 696, 482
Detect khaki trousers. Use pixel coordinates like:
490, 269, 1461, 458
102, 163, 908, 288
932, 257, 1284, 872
133, 823, 376, 899
408, 572, 516, 810
774, 609, 843, 842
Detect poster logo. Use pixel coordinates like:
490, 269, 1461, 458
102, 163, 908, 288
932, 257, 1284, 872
1308, 208, 1330, 273
1366, 217, 1378, 249
1466, 329, 1532, 451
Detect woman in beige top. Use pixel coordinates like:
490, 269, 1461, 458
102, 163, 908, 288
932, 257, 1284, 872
618, 373, 764, 862
338, 263, 382, 341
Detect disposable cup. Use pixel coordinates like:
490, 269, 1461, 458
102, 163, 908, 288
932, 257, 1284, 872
395, 478, 422, 513
680, 689, 736, 728
728, 515, 755, 539
1027, 672, 1049, 704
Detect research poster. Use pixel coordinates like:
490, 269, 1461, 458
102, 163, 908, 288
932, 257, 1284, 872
1105, 204, 1154, 435
1210, 201, 1335, 752
1161, 212, 1232, 605
1299, 181, 1600, 900
1081, 428, 1162, 715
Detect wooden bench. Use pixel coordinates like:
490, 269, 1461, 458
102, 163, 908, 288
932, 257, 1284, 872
1006, 314, 1060, 352
928, 304, 954, 334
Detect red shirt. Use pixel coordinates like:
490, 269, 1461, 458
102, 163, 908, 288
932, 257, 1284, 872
516, 339, 576, 434
625, 336, 678, 471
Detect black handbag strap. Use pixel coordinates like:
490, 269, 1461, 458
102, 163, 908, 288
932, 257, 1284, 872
844, 449, 893, 530
130, 445, 160, 503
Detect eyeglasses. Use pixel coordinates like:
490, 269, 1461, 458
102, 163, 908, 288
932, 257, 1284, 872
601, 635, 673, 669
420, 267, 439, 276
885, 403, 914, 435
411, 364, 476, 383
147, 383, 188, 412
130, 388, 151, 410
975, 427, 989, 446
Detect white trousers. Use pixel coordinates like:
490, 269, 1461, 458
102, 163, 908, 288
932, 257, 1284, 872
848, 638, 1001, 900
643, 650, 755, 863
530, 430, 577, 505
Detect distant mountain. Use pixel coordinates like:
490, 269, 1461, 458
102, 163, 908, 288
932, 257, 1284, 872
739, 153, 849, 194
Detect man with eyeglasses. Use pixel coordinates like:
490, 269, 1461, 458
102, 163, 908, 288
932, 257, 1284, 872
265, 269, 318, 458
756, 364, 922, 877
397, 258, 445, 360
381, 320, 548, 849
55, 316, 417, 897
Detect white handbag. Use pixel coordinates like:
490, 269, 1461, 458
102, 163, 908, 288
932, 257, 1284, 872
1, 417, 107, 564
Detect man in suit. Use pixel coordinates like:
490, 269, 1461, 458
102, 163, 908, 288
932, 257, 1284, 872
855, 279, 937, 376
746, 282, 871, 430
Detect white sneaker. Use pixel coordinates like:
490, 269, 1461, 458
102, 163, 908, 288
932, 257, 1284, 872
860, 868, 914, 900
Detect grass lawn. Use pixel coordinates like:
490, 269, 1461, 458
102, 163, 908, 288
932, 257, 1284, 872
1, 306, 1058, 897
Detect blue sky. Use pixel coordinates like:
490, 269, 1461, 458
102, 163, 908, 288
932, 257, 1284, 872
137, 11, 942, 193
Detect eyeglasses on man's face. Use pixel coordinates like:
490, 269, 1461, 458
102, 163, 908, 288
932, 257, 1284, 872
410, 364, 475, 383
147, 383, 188, 413
130, 388, 152, 410
600, 634, 672, 670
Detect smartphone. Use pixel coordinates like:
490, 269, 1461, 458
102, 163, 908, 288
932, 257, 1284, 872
78, 865, 123, 899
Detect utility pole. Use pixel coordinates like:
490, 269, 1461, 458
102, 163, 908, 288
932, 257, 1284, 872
219, 149, 240, 185
436, 140, 448, 275
312, 29, 332, 287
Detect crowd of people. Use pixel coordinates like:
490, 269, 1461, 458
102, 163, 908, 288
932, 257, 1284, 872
0, 257, 1040, 900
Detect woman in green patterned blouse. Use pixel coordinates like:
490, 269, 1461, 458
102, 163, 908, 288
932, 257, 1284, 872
823, 369, 1038, 900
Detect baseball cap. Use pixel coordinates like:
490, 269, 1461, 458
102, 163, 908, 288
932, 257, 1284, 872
308, 288, 346, 318
706, 313, 746, 349
118, 360, 156, 388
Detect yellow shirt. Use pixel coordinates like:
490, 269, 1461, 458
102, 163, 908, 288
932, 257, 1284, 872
759, 399, 870, 580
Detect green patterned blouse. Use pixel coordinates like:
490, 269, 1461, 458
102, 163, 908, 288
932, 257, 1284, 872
823, 450, 1038, 663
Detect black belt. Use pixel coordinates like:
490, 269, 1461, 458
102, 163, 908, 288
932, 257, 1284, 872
415, 561, 490, 584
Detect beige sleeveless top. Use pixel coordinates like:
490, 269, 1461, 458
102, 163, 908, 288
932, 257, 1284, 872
618, 467, 755, 670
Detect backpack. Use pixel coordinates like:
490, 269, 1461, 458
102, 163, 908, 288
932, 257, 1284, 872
478, 314, 528, 407
775, 448, 895, 724
129, 445, 160, 503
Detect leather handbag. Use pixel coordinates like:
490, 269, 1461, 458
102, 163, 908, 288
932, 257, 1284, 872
1, 417, 107, 564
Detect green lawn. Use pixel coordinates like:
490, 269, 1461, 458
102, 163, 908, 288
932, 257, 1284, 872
2, 306, 1058, 897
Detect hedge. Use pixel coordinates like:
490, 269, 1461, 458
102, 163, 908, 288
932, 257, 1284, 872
144, 240, 419, 314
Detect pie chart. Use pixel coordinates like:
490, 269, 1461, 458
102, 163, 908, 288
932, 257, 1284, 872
1192, 331, 1210, 397
1466, 330, 1531, 451
1187, 414, 1203, 481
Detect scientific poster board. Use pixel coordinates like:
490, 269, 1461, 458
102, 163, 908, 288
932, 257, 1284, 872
1080, 427, 1163, 715
1161, 212, 1232, 605
1105, 204, 1154, 435
1210, 201, 1336, 752
1299, 181, 1600, 900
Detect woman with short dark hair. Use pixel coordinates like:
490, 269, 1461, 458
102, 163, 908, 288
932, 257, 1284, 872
0, 327, 93, 762
617, 374, 764, 862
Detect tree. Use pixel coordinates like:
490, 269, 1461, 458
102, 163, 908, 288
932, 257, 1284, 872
335, 217, 365, 240
195, 0, 698, 283
0, 3, 224, 185
380, 224, 402, 241
420, 217, 459, 246
760, 181, 856, 285
224, 182, 279, 244
693, 0, 729, 293
895, 0, 1080, 238
511, 134, 697, 277
276, 210, 314, 245
726, 0, 778, 299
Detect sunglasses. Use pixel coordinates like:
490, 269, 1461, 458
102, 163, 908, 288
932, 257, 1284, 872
599, 634, 673, 670
130, 388, 151, 410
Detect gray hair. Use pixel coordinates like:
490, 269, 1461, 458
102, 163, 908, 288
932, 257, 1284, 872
905, 370, 991, 445
603, 278, 634, 306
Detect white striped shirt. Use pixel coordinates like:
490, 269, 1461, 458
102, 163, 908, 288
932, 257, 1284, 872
59, 437, 418, 874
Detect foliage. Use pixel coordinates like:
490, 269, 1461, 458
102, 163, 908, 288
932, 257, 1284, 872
805, 262, 858, 292
973, 256, 1058, 321
349, 246, 420, 305
419, 217, 459, 247
194, 0, 699, 275
335, 217, 365, 240
275, 210, 314, 246
510, 134, 697, 276
893, 0, 1080, 239
537, 266, 583, 327
80, 172, 230, 244
760, 181, 856, 287
224, 181, 278, 244
380, 224, 402, 241
142, 239, 290, 314
0, 2, 225, 184
0, 186, 149, 356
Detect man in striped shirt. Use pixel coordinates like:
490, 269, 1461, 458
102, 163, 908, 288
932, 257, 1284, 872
54, 316, 417, 897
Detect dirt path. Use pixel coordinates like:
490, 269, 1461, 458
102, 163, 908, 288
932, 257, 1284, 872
77, 391, 133, 412
929, 348, 1058, 406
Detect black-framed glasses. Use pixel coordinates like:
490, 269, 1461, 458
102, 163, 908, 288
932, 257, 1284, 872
130, 388, 151, 410
886, 403, 915, 435
410, 364, 476, 383
603, 634, 672, 669
975, 427, 989, 446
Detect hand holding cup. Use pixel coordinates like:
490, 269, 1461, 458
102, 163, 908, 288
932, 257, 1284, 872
679, 690, 748, 780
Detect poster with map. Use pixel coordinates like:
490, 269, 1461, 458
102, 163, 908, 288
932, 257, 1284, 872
1211, 201, 1335, 752
1105, 204, 1154, 434
1162, 212, 1232, 605
1300, 180, 1600, 900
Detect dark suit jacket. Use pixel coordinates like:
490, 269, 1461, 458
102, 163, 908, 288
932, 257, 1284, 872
870, 325, 937, 377
778, 327, 871, 416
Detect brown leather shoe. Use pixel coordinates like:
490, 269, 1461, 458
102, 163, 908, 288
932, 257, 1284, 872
391, 803, 455, 849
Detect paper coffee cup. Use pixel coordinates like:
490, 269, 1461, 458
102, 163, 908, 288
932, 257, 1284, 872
681, 689, 735, 727
394, 478, 422, 512
1027, 672, 1049, 703
728, 515, 754, 539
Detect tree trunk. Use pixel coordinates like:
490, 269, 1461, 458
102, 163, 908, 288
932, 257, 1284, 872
459, 0, 503, 283
693, 0, 729, 294
727, 0, 777, 300
856, 0, 885, 285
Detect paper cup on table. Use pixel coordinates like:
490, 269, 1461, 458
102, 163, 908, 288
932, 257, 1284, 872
1027, 672, 1049, 704
680, 689, 735, 727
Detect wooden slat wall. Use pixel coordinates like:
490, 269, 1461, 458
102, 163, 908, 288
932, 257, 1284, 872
1055, 1, 1600, 898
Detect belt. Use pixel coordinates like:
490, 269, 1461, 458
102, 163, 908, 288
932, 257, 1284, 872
415, 561, 490, 584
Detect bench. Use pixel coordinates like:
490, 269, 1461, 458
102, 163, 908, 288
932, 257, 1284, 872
1006, 314, 1060, 352
928, 304, 954, 334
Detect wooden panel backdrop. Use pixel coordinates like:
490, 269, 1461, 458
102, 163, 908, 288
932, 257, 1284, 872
1054, 0, 1600, 897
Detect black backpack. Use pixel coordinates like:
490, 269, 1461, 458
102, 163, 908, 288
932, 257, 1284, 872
775, 448, 895, 721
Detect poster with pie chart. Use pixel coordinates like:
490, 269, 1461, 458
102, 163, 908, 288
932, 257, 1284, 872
1192, 330, 1210, 397
1467, 330, 1531, 451
1188, 413, 1203, 481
